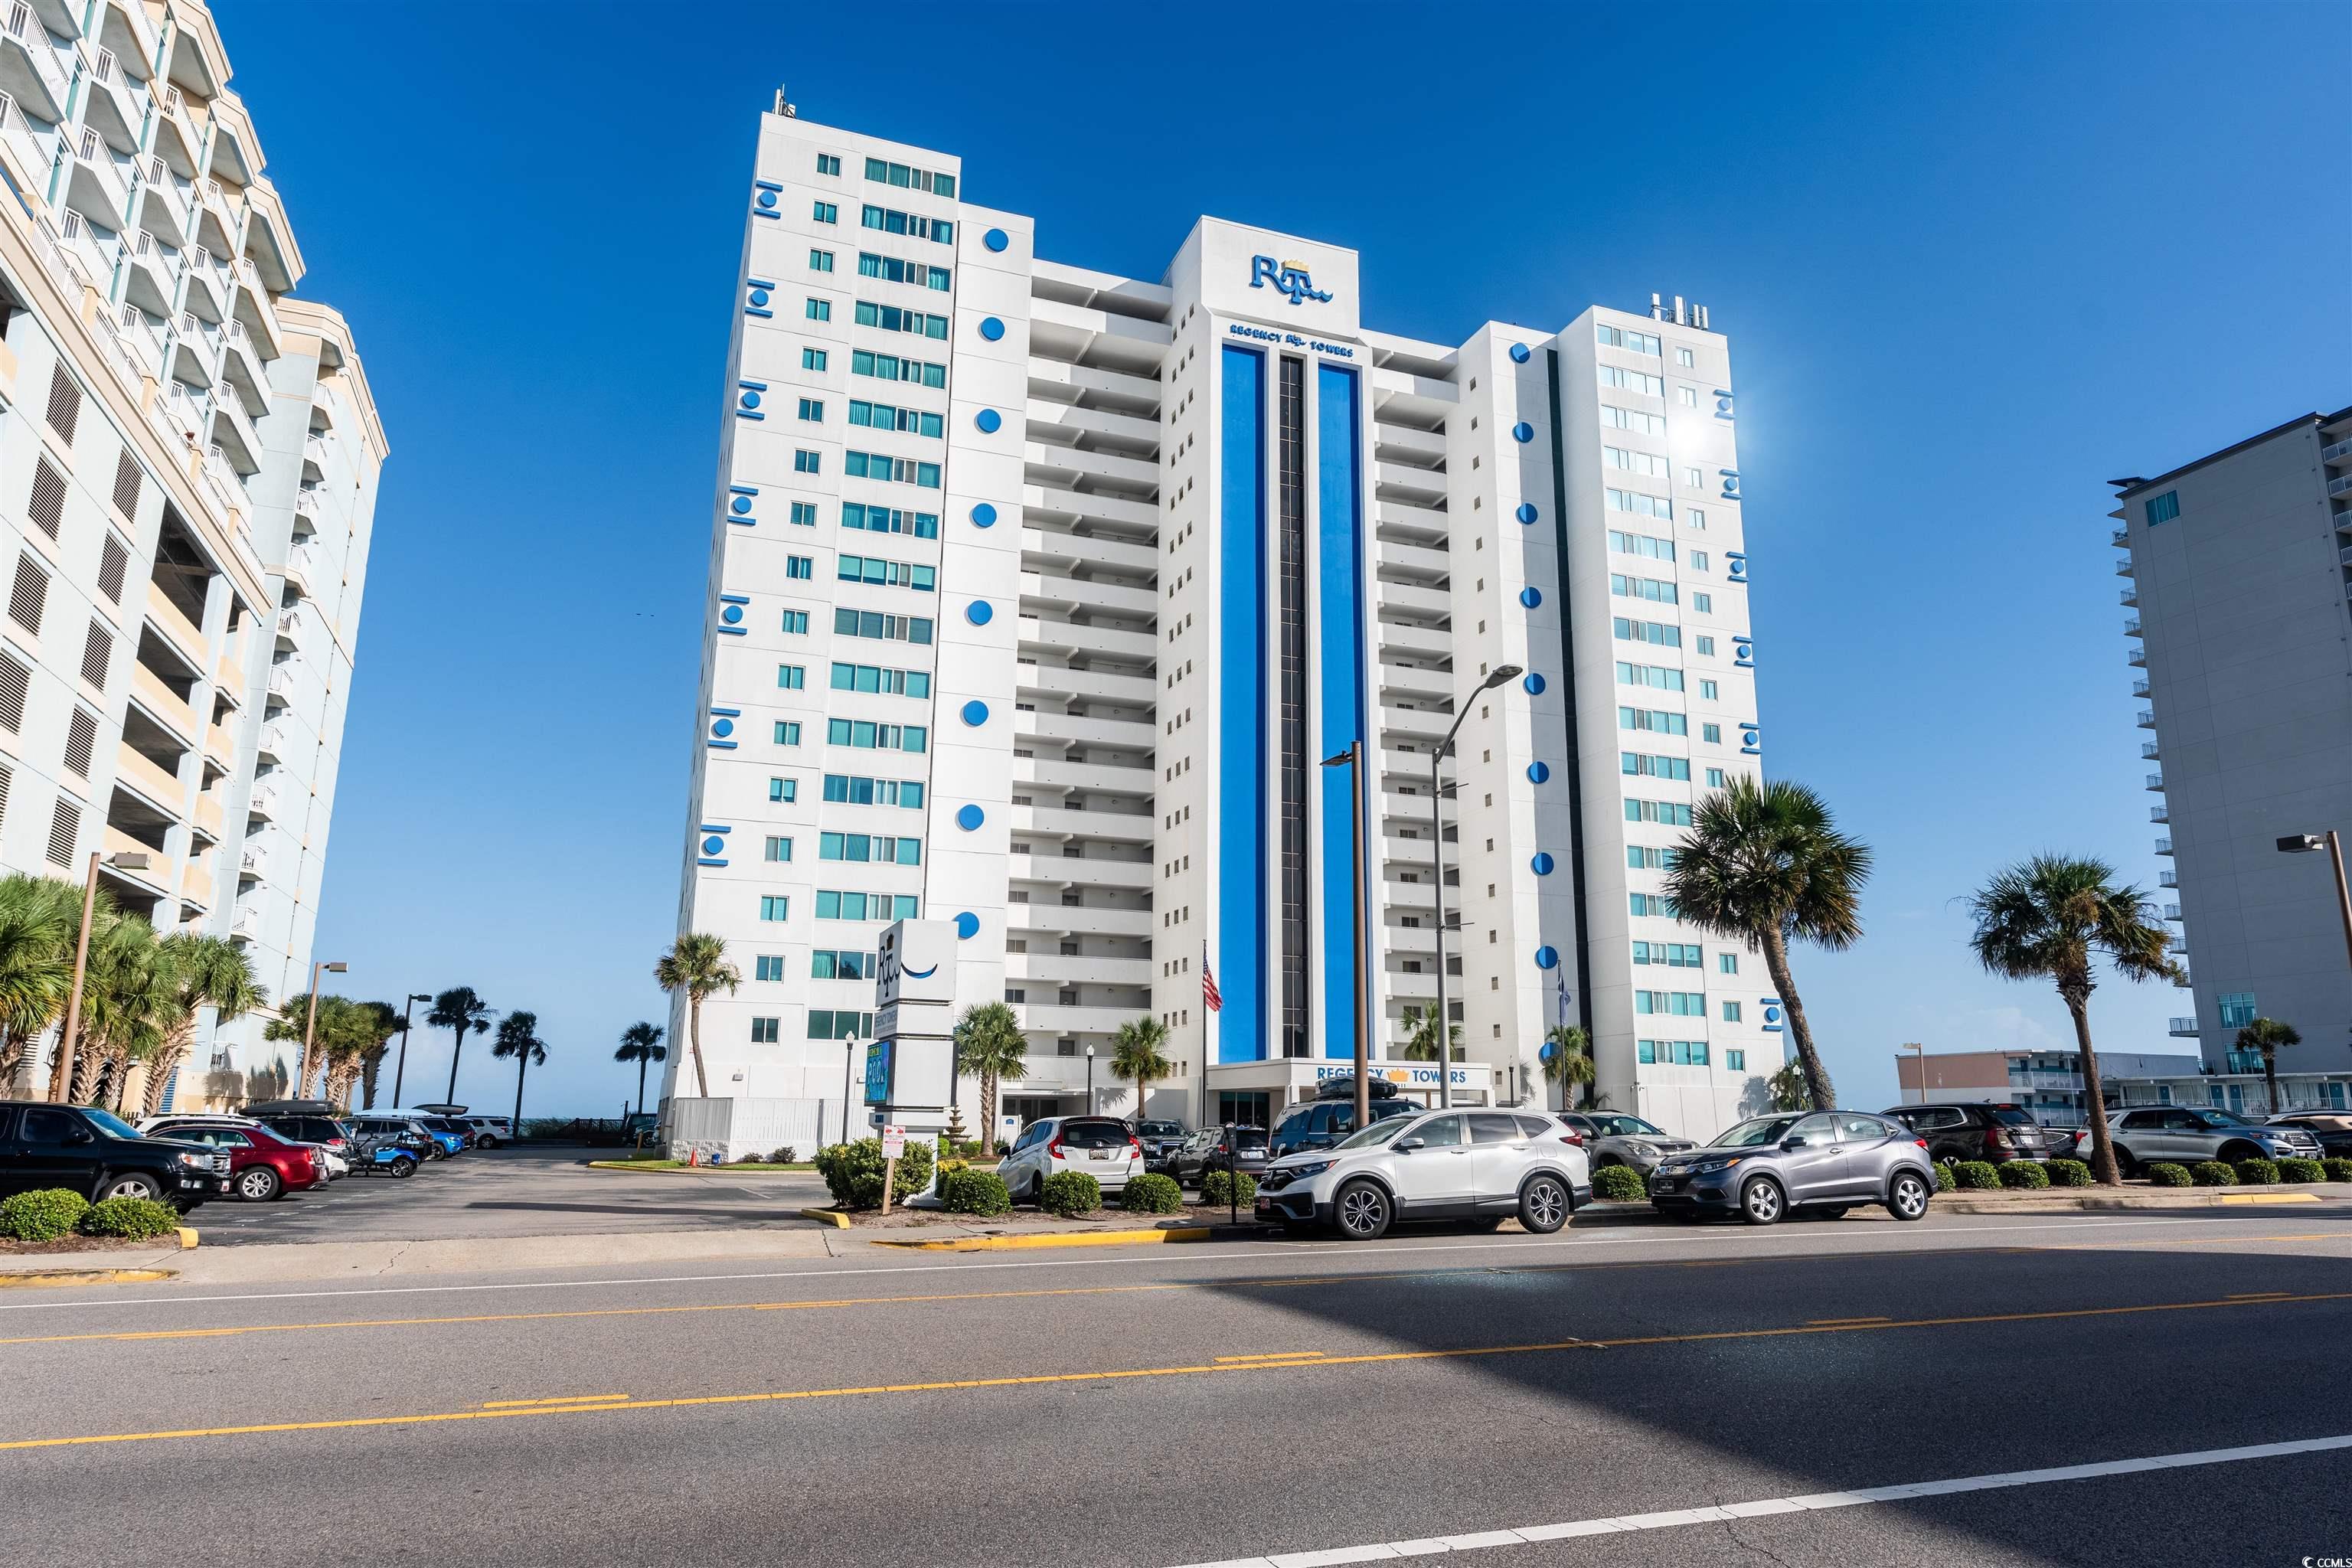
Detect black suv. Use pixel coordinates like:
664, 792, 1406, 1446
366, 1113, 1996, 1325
0, 1100, 231, 1208
1883, 1102, 2067, 1165
1161, 1125, 1270, 1187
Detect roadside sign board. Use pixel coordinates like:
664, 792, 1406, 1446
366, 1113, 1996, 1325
880, 1125, 906, 1158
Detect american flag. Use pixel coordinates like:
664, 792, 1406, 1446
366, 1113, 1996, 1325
1201, 943, 1222, 1013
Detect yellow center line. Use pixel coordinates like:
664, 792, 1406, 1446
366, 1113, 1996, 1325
479, 1395, 631, 1408
2, 1289, 2343, 1454
1213, 1351, 1328, 1363
1805, 1316, 1890, 1325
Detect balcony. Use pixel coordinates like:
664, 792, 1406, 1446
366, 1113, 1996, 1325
129, 658, 196, 741
144, 581, 205, 665
1018, 570, 1155, 621
247, 785, 279, 823
2144, 772, 2163, 792
2162, 903, 2182, 920
2150, 805, 2168, 824
218, 318, 266, 414
2127, 647, 2145, 668
1004, 901, 1152, 939
2115, 557, 2134, 578
190, 788, 221, 839
165, 319, 214, 393
276, 603, 315, 653
229, 903, 262, 942
2136, 710, 2155, 729
279, 543, 319, 599
2159, 869, 2177, 887
122, 227, 174, 316
2109, 528, 2129, 548
210, 395, 261, 475
1008, 854, 1152, 894
0, 8, 69, 122
178, 859, 211, 910
2123, 616, 2141, 637
239, 837, 268, 878
79, 44, 141, 155
62, 128, 130, 231
178, 247, 229, 324
2118, 585, 2137, 608
2168, 1018, 2199, 1037
230, 256, 282, 359
2329, 473, 2352, 498
302, 433, 330, 483
2154, 838, 2173, 855
2324, 437, 2352, 466
2141, 740, 2161, 760
113, 739, 185, 816
1004, 952, 1153, 989
2131, 679, 2150, 698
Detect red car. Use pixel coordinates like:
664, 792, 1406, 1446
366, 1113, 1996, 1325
142, 1115, 325, 1201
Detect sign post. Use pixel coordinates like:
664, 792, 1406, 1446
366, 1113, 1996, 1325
880, 1122, 906, 1215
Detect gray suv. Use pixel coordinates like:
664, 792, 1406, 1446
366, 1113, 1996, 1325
1557, 1111, 1695, 1175
2103, 1107, 2321, 1174
1648, 1111, 1934, 1226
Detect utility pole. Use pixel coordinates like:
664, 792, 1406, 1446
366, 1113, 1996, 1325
390, 991, 430, 1107
47, 849, 148, 1102
1432, 665, 1521, 1109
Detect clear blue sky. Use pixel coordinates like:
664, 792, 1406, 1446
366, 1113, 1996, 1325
217, 2, 2348, 1119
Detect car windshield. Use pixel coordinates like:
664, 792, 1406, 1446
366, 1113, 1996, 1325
1591, 1115, 1668, 1138
1711, 1116, 1802, 1148
1227, 1127, 1269, 1150
83, 1108, 142, 1140
1332, 1117, 1413, 1152
2197, 1110, 2256, 1127
1137, 1122, 1181, 1137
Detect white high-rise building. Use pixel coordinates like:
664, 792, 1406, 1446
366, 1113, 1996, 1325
0, 1, 387, 1109
669, 100, 1768, 1142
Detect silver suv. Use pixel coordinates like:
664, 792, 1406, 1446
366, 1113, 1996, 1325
2104, 1107, 2321, 1174
1255, 1109, 1592, 1241
1648, 1111, 1935, 1226
1557, 1111, 1695, 1176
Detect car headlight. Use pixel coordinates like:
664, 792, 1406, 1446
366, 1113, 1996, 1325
1691, 1156, 1744, 1174
1286, 1159, 1334, 1179
175, 1151, 207, 1168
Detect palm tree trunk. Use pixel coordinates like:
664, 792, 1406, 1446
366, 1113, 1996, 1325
141, 1044, 187, 1118
447, 1027, 466, 1103
2262, 1048, 2280, 1118
514, 1052, 528, 1132
635, 1055, 649, 1116
688, 998, 710, 1096
1758, 929, 1832, 1111
982, 1070, 998, 1157
2066, 992, 2119, 1185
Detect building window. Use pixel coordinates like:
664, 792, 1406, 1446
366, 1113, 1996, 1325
850, 349, 948, 387
1699, 678, 1718, 700
1676, 347, 1695, 367
781, 609, 809, 634
778, 665, 806, 690
1694, 635, 1717, 656
815, 153, 841, 176
812, 950, 878, 982
805, 298, 831, 322
786, 556, 813, 579
1609, 574, 1678, 605
1633, 941, 1704, 967
1633, 992, 1705, 1017
842, 503, 941, 537
1701, 723, 1722, 743
809, 248, 835, 273
789, 502, 818, 527
841, 452, 942, 491
864, 156, 956, 197
750, 1017, 780, 1044
1687, 507, 1707, 530
860, 204, 953, 245
808, 1010, 877, 1040
836, 552, 936, 590
1598, 364, 1664, 396
769, 777, 796, 802
774, 721, 802, 746
822, 774, 925, 808
812, 201, 838, 224
819, 831, 922, 866
2145, 492, 2180, 526
829, 662, 932, 697
1693, 593, 1713, 613
848, 403, 946, 441
825, 717, 927, 753
1726, 1048, 1745, 1070
2217, 992, 2258, 1028
858, 252, 953, 291
1718, 952, 1738, 975
832, 608, 934, 645
1706, 767, 1727, 789
854, 300, 951, 340
764, 836, 791, 862
802, 348, 828, 371
1596, 324, 1661, 354
1614, 618, 1681, 648
754, 955, 786, 982
1622, 753, 1691, 781
1630, 893, 1677, 917
815, 890, 920, 922
759, 896, 790, 922
798, 397, 823, 423
1676, 386, 1699, 407
1722, 1001, 1743, 1022
793, 450, 822, 475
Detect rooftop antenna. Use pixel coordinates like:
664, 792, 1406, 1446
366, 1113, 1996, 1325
774, 87, 796, 118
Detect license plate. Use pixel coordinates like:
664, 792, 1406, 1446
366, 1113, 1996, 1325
1254, 1200, 1272, 1216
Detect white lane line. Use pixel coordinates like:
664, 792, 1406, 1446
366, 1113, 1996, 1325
1168, 1432, 2352, 1567
5, 1209, 2347, 1315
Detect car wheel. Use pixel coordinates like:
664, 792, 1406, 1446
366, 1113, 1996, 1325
387, 1157, 417, 1179
1887, 1170, 1931, 1221
2219, 1142, 2261, 1165
1738, 1176, 1785, 1226
236, 1166, 283, 1202
100, 1171, 164, 1203
476, 1136, 498, 1150
2111, 1146, 2138, 1178
1332, 1179, 1392, 1241
1518, 1174, 1572, 1234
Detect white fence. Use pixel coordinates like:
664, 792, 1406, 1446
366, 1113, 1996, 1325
665, 1096, 831, 1165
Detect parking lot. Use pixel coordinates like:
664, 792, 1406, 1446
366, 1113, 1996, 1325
193, 1145, 830, 1246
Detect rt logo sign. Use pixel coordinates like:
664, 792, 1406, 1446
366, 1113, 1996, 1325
1250, 254, 1332, 305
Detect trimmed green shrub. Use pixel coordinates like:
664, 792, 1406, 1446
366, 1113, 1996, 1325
1951, 1161, 2002, 1191
1998, 1160, 2050, 1190
1592, 1165, 1645, 1201
2233, 1157, 2280, 1187
812, 1137, 936, 1209
1933, 1162, 1955, 1194
1199, 1168, 1258, 1207
1039, 1171, 1101, 1217
2190, 1160, 2237, 1187
1121, 1173, 1182, 1214
2323, 1158, 2352, 1184
77, 1197, 181, 1240
767, 1146, 799, 1165
2146, 1162, 2192, 1187
2045, 1158, 2092, 1187
939, 1167, 1011, 1217
0, 1188, 90, 1242
2275, 1157, 2325, 1184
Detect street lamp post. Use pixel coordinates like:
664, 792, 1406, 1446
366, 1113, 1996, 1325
296, 960, 348, 1101
1902, 1041, 1926, 1105
842, 1034, 861, 1140
390, 991, 431, 1108
47, 849, 149, 1102
2277, 832, 2352, 979
1085, 1045, 1096, 1116
1319, 741, 1371, 1133
1432, 665, 1521, 1109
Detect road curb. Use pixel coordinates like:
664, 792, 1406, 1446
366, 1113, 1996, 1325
867, 1225, 1222, 1251
177, 1227, 199, 1249
583, 1161, 817, 1176
799, 1208, 851, 1228
0, 1266, 178, 1288
1935, 1188, 2337, 1214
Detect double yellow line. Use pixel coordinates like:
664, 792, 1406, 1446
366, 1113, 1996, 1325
2, 1287, 2344, 1454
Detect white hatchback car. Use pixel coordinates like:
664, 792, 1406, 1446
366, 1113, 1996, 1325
996, 1116, 1142, 1203
1255, 1108, 1592, 1240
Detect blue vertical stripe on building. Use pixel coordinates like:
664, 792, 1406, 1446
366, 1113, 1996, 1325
1220, 345, 1268, 1063
1315, 363, 1365, 1060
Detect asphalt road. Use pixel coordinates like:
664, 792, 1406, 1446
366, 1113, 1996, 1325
191, 1145, 828, 1244
5, 1207, 2350, 1566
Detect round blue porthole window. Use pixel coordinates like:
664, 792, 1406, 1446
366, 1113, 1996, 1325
967, 600, 994, 626
1527, 760, 1550, 784
955, 911, 981, 939
971, 501, 998, 528
1534, 946, 1560, 970
984, 227, 1008, 253
738, 389, 761, 410
730, 494, 753, 514
1509, 342, 1530, 364
1531, 851, 1555, 876
701, 835, 725, 857
1518, 586, 1541, 609
962, 700, 988, 727
720, 604, 743, 624
956, 804, 985, 831
710, 717, 733, 738
1511, 421, 1534, 443
1515, 502, 1537, 524
1523, 672, 1547, 695
755, 189, 776, 209
747, 288, 769, 308
975, 407, 1002, 434
979, 316, 1005, 341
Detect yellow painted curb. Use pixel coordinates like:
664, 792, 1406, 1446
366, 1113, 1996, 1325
2220, 1192, 2322, 1204
868, 1227, 1212, 1252
799, 1208, 851, 1229
0, 1267, 175, 1289
176, 1228, 198, 1250
585, 1161, 815, 1176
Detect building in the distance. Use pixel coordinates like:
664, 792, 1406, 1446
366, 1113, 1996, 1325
0, 0, 387, 1109
1893, 1045, 2352, 1123
2109, 405, 2352, 1090
668, 95, 1769, 1142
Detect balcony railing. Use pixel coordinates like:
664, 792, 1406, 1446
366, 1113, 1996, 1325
2329, 473, 2352, 497
2155, 837, 2173, 854
2141, 741, 2161, 760
2123, 616, 2141, 636
2137, 710, 2155, 728
2160, 870, 2177, 887
2168, 1018, 2198, 1037
2151, 805, 2168, 823
2110, 528, 2129, 548
2324, 436, 2352, 463
2132, 678, 2150, 697
2163, 903, 2182, 919
2145, 772, 2162, 789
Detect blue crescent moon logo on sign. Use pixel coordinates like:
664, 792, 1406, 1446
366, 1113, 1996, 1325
903, 963, 939, 980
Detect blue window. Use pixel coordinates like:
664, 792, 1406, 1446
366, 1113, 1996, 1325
1705, 766, 1726, 788
1726, 1049, 1746, 1071
856, 252, 952, 291
764, 836, 791, 862
835, 552, 936, 590
841, 452, 943, 490
786, 556, 812, 580
849, 349, 948, 387
863, 156, 955, 198
789, 502, 818, 527
750, 1017, 779, 1044
815, 891, 920, 922
808, 248, 834, 273
822, 775, 924, 808
1629, 893, 1677, 917
798, 398, 823, 423
1718, 952, 1738, 975
819, 831, 920, 866
1628, 846, 1677, 870
793, 450, 821, 475
1621, 753, 1691, 780
1619, 707, 1688, 736
847, 402, 946, 439
1625, 799, 1694, 826
1693, 593, 1713, 613
2217, 992, 2258, 1028
829, 662, 930, 697
754, 955, 786, 982
854, 300, 951, 339
2145, 492, 2179, 526
769, 777, 795, 802
1695, 635, 1717, 656
802, 348, 828, 371
1722, 1001, 1742, 1022
778, 665, 805, 690
859, 204, 952, 245
807, 1009, 878, 1040
759, 896, 789, 922
812, 201, 838, 224
1633, 941, 1704, 967
815, 154, 841, 176
781, 609, 809, 634
842, 503, 940, 537
1634, 992, 1705, 1018
773, 721, 801, 746
805, 298, 830, 322
825, 717, 926, 753
831, 608, 933, 644
1610, 575, 1678, 604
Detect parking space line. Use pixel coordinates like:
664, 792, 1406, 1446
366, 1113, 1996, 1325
2, 1287, 2344, 1452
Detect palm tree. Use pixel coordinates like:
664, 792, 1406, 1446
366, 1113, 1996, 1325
654, 933, 737, 1097
139, 933, 263, 1117
74, 915, 185, 1109
425, 987, 495, 1103
1664, 776, 1870, 1112
491, 1010, 548, 1133
355, 1001, 402, 1109
0, 874, 79, 1093
1542, 1024, 1594, 1110
615, 1021, 667, 1116
1110, 1015, 1174, 1122
1968, 854, 2180, 1184
1766, 1060, 1821, 1113
1398, 1002, 1460, 1063
2233, 1017, 2301, 1117
953, 1001, 1027, 1152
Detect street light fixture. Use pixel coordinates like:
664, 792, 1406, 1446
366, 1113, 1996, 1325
296, 960, 348, 1101
390, 992, 432, 1107
47, 850, 151, 1102
1319, 741, 1371, 1131
1432, 665, 1521, 1109
1085, 1044, 1097, 1116
2277, 832, 2352, 978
